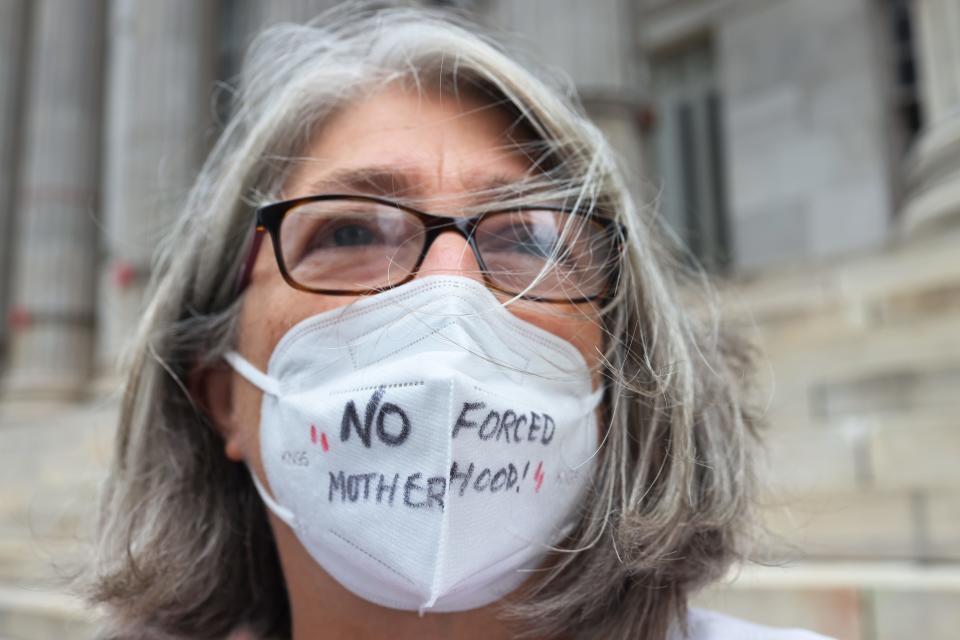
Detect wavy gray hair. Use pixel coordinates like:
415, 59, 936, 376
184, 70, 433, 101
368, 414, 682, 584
83, 3, 760, 639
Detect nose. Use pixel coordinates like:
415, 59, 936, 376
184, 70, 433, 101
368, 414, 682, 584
415, 230, 483, 282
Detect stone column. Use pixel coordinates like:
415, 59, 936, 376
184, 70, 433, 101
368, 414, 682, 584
246, 0, 342, 28
903, 0, 960, 232
0, 0, 29, 355
484, 0, 645, 175
97, 0, 217, 372
226, 0, 341, 71
217, 0, 341, 108
4, 0, 104, 399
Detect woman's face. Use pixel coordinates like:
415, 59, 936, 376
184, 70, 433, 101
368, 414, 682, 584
202, 85, 606, 631
213, 85, 604, 469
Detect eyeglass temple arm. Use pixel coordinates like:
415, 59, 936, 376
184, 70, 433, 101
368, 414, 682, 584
234, 226, 265, 294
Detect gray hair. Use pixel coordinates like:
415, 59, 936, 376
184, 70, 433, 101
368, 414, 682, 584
83, 4, 761, 639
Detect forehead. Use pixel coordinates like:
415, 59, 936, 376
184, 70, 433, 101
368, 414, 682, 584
282, 84, 536, 201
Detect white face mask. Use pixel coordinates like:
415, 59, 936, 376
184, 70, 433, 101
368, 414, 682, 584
225, 276, 601, 613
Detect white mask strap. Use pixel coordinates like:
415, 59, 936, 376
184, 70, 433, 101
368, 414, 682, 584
583, 385, 605, 413
224, 350, 281, 397
248, 466, 297, 529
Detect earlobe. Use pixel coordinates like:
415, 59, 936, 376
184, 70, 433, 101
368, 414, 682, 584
188, 361, 244, 462
223, 437, 245, 463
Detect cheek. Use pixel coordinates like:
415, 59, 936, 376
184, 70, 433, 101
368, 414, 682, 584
507, 304, 607, 440
236, 240, 354, 369
228, 286, 302, 463
231, 250, 364, 460
239, 243, 299, 365
508, 303, 604, 372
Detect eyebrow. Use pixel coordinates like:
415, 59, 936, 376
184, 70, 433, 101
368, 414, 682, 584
298, 166, 538, 204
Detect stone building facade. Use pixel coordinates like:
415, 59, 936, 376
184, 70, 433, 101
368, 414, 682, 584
0, 0, 957, 637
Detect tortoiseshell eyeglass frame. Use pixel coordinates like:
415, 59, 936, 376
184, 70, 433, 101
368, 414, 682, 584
234, 194, 626, 304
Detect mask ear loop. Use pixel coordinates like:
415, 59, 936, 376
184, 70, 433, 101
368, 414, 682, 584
223, 352, 292, 526
248, 465, 297, 529
582, 386, 605, 413
224, 351, 282, 397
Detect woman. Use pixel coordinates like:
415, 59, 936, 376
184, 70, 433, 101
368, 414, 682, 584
85, 4, 829, 640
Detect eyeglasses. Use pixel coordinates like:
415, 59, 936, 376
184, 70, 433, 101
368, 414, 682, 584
237, 194, 625, 303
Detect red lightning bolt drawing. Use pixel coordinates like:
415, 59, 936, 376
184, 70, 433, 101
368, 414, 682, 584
534, 461, 544, 492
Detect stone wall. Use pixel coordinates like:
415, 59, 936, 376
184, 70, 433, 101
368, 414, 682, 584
636, 2, 960, 634
717, 0, 894, 269
694, 225, 960, 638
0, 399, 112, 637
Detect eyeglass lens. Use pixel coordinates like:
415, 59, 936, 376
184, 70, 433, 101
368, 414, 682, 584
277, 197, 616, 300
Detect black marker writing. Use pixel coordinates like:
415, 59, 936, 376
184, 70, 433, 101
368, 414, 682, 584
479, 410, 499, 439
377, 473, 399, 504
327, 460, 538, 510
328, 470, 378, 502
450, 401, 556, 445
340, 386, 411, 447
426, 476, 446, 511
330, 471, 402, 506
404, 472, 424, 508
450, 460, 522, 495
452, 402, 485, 438
449, 460, 475, 496
402, 473, 447, 510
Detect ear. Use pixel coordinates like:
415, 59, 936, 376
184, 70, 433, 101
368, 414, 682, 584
189, 360, 245, 462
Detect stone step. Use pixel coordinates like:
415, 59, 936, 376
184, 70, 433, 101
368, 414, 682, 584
0, 535, 87, 588
719, 559, 960, 591
696, 560, 960, 640
0, 582, 95, 640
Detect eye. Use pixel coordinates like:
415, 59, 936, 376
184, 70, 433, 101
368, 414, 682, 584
303, 216, 385, 252
331, 223, 376, 247
278, 200, 425, 284
516, 235, 555, 257
482, 218, 558, 258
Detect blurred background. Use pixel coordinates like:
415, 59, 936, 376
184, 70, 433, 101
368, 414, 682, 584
0, 0, 957, 638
